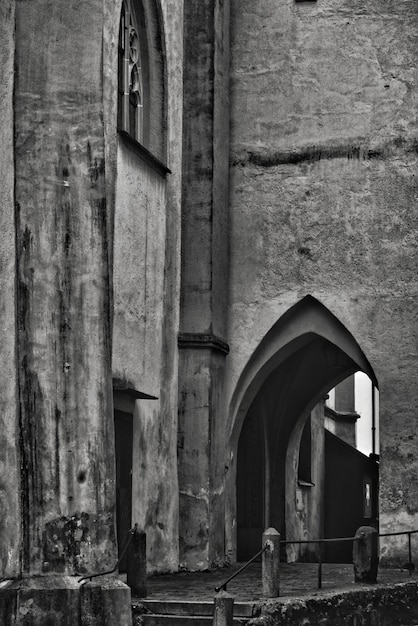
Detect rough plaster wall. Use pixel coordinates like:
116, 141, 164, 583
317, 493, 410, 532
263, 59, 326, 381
0, 0, 19, 578
228, 0, 418, 562
113, 145, 166, 394
111, 0, 182, 573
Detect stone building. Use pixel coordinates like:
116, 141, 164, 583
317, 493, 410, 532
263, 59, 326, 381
0, 0, 417, 622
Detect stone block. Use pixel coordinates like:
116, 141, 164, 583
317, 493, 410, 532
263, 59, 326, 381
127, 528, 147, 598
0, 576, 132, 625
353, 526, 379, 583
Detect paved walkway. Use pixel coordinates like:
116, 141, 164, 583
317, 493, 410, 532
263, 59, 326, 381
135, 563, 418, 602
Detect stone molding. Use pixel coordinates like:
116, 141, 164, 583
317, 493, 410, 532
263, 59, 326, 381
178, 332, 230, 355
118, 130, 171, 177
324, 404, 360, 423
112, 376, 158, 400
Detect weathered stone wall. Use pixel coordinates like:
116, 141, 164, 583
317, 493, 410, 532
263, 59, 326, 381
109, 0, 183, 574
227, 0, 418, 563
247, 582, 418, 625
14, 0, 118, 577
0, 0, 137, 620
0, 0, 19, 579
178, 0, 230, 570
113, 146, 167, 395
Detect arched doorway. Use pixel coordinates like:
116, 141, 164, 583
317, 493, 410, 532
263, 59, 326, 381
227, 296, 379, 563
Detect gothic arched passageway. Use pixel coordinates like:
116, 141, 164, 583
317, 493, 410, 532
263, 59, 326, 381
228, 297, 379, 563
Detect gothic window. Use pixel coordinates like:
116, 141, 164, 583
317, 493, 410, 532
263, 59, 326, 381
118, 0, 144, 142
118, 0, 167, 165
298, 415, 312, 484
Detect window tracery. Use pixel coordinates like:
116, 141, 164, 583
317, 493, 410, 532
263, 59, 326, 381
118, 0, 144, 142
117, 0, 167, 167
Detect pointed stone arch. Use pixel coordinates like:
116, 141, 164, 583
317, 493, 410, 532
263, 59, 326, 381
226, 295, 378, 561
229, 295, 376, 445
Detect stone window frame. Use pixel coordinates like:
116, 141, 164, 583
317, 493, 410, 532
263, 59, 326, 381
118, 0, 145, 142
117, 0, 169, 172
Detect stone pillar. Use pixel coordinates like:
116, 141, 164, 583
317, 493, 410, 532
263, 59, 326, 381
178, 0, 230, 570
1, 0, 131, 623
213, 591, 234, 626
15, 0, 116, 578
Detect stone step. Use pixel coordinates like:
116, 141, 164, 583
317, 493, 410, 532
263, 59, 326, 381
138, 599, 257, 617
141, 616, 249, 626
132, 599, 256, 625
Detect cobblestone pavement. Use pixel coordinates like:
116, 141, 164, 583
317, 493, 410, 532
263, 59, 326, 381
140, 563, 418, 602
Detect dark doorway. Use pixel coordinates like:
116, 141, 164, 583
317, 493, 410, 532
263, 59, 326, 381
236, 409, 265, 561
114, 409, 133, 573
324, 430, 379, 562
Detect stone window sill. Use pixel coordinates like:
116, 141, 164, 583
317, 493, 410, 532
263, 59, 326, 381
118, 130, 171, 177
298, 480, 315, 488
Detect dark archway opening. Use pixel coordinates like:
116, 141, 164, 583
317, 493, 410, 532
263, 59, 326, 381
236, 330, 379, 563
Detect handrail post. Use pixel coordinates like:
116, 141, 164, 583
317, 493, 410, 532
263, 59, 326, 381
353, 526, 379, 583
408, 532, 413, 575
262, 527, 280, 598
127, 526, 147, 597
317, 541, 322, 590
213, 591, 234, 626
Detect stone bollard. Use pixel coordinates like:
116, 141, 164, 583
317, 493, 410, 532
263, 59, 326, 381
213, 591, 234, 626
262, 527, 280, 598
353, 526, 379, 583
127, 528, 147, 597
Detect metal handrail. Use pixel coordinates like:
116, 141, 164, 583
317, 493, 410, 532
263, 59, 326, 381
215, 528, 418, 595
78, 523, 138, 583
214, 534, 364, 594
215, 545, 268, 592
379, 529, 418, 537
280, 528, 418, 588
280, 535, 360, 545
282, 534, 364, 589
379, 529, 418, 574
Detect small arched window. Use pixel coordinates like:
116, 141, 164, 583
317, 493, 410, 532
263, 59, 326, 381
118, 0, 166, 165
298, 415, 312, 484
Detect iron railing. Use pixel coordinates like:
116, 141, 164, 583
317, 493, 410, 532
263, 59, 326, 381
215, 528, 418, 595
215, 545, 268, 593
280, 535, 363, 589
379, 529, 418, 574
